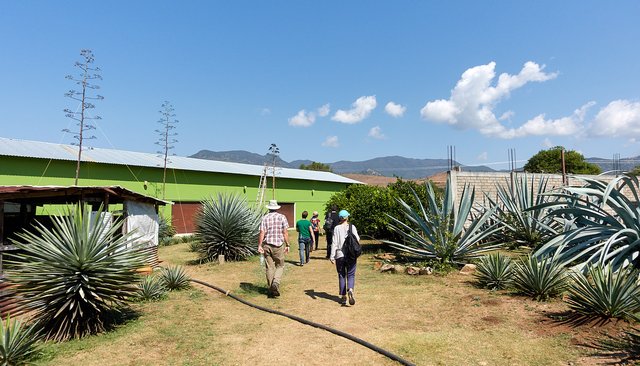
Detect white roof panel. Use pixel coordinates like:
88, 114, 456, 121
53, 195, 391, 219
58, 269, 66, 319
0, 137, 361, 184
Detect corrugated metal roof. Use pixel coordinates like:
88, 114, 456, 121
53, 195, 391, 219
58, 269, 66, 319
0, 137, 361, 184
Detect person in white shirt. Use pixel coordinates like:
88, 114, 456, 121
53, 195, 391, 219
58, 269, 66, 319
329, 210, 360, 306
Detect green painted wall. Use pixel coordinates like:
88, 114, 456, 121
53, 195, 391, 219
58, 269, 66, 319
0, 156, 348, 219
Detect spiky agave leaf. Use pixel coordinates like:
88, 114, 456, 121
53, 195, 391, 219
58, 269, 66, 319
135, 275, 167, 301
5, 204, 148, 341
475, 253, 514, 290
487, 174, 560, 249
160, 266, 191, 291
513, 255, 568, 301
566, 265, 640, 319
383, 174, 503, 264
0, 315, 41, 365
194, 193, 262, 262
534, 174, 640, 272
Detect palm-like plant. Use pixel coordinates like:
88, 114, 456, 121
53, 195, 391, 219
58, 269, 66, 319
160, 266, 191, 291
135, 275, 167, 301
194, 193, 262, 262
475, 253, 514, 290
513, 255, 568, 301
0, 316, 41, 365
534, 174, 640, 272
488, 174, 559, 249
384, 174, 503, 264
566, 265, 640, 319
5, 204, 148, 341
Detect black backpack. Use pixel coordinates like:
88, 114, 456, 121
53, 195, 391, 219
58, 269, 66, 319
342, 223, 362, 260
323, 215, 333, 232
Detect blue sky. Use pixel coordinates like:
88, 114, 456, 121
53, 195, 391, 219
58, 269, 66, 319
1, 1, 639, 170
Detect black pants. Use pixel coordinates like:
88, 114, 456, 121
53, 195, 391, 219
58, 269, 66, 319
326, 230, 333, 258
313, 231, 319, 250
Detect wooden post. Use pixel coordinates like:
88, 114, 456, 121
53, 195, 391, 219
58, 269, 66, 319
561, 148, 567, 186
218, 254, 225, 265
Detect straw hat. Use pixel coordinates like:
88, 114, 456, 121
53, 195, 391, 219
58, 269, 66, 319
266, 199, 281, 210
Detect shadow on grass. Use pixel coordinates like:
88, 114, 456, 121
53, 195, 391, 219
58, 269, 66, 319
304, 289, 343, 304
579, 327, 640, 365
239, 282, 269, 296
545, 310, 616, 328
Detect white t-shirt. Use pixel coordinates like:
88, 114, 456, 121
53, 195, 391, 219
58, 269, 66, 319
330, 222, 360, 261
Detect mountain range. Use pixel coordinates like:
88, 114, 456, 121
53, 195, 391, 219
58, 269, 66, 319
190, 150, 496, 179
190, 149, 640, 179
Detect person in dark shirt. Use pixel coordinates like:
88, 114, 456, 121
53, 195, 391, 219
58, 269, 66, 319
324, 205, 340, 259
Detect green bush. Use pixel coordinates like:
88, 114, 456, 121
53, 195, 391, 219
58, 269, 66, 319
194, 193, 262, 262
6, 204, 147, 341
324, 178, 440, 241
0, 315, 40, 366
158, 216, 177, 246
513, 255, 568, 301
566, 265, 640, 320
475, 253, 514, 290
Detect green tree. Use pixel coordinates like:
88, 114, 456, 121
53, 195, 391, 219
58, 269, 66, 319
523, 146, 601, 174
299, 161, 332, 172
627, 166, 640, 176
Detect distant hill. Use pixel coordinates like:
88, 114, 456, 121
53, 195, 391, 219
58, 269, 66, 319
586, 156, 640, 173
189, 150, 495, 179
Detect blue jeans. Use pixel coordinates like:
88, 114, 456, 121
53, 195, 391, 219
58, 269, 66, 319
298, 237, 311, 265
335, 257, 357, 295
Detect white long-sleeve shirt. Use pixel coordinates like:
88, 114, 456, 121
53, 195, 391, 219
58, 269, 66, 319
330, 222, 360, 261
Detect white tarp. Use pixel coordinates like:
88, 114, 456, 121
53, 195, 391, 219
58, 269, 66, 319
89, 211, 113, 244
124, 200, 159, 248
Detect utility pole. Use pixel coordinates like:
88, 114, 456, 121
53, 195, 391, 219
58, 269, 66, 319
63, 49, 103, 185
561, 147, 567, 185
155, 101, 179, 200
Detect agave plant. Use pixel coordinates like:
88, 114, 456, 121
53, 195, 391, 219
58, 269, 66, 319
513, 255, 568, 301
383, 174, 503, 264
135, 275, 167, 301
194, 193, 262, 262
5, 204, 148, 341
0, 316, 41, 366
158, 216, 177, 246
534, 174, 640, 272
566, 265, 640, 319
160, 266, 191, 291
475, 253, 514, 290
487, 174, 559, 249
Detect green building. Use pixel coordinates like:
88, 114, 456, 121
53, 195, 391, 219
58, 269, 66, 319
0, 137, 360, 233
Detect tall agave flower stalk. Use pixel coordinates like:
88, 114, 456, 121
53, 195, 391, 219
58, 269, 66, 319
384, 174, 503, 264
534, 174, 640, 272
487, 174, 559, 249
5, 204, 148, 341
194, 193, 262, 262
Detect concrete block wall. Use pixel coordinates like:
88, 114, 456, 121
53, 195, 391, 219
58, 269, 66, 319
448, 171, 631, 209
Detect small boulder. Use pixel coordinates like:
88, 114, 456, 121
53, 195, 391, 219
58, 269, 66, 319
459, 263, 477, 275
380, 263, 396, 273
419, 267, 433, 275
393, 265, 406, 273
405, 266, 420, 275
373, 261, 384, 270
374, 253, 396, 261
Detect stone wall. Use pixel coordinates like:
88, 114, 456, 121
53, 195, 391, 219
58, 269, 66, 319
448, 170, 628, 207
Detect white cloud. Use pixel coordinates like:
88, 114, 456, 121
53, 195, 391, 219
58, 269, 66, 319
317, 104, 330, 117
368, 126, 386, 140
288, 109, 316, 127
477, 152, 488, 161
322, 136, 339, 147
588, 100, 640, 138
542, 138, 553, 148
261, 108, 271, 116
332, 95, 377, 124
385, 102, 406, 118
498, 111, 514, 121
420, 61, 559, 138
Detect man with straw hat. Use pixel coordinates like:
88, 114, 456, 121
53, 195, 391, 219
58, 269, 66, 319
258, 199, 290, 297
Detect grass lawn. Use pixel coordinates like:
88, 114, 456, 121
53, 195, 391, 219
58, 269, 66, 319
34, 236, 628, 365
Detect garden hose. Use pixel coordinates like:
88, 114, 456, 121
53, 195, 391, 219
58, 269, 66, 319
190, 278, 416, 366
